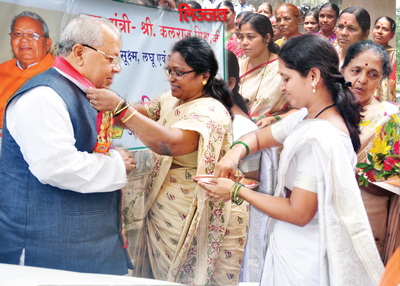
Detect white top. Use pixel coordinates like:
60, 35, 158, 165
6, 69, 128, 194
0, 263, 181, 286
232, 114, 261, 173
202, 0, 222, 9
234, 3, 255, 15
262, 108, 383, 285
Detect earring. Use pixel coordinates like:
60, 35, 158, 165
312, 82, 316, 93
202, 80, 207, 85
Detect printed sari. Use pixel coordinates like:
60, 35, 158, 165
226, 31, 244, 59
317, 30, 337, 47
132, 92, 248, 285
358, 101, 399, 263
239, 59, 288, 118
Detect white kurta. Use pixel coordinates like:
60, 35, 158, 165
5, 68, 127, 193
261, 109, 384, 286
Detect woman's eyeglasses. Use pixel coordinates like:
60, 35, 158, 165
164, 68, 195, 79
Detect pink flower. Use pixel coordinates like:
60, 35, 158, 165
394, 141, 399, 155
384, 157, 399, 171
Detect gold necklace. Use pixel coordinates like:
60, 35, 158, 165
363, 96, 374, 107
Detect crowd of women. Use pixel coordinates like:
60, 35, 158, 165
87, 2, 399, 285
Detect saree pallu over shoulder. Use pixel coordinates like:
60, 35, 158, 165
270, 120, 384, 285
239, 59, 288, 117
134, 93, 247, 285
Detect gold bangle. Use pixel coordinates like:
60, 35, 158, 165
122, 109, 138, 123
113, 99, 124, 115
116, 103, 130, 114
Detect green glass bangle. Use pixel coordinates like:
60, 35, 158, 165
273, 115, 281, 121
232, 182, 244, 205
230, 141, 250, 158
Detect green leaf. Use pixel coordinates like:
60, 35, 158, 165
209, 201, 213, 210
368, 153, 373, 162
385, 124, 392, 137
220, 202, 225, 210
356, 162, 370, 168
221, 215, 225, 223
364, 166, 373, 172
209, 214, 214, 223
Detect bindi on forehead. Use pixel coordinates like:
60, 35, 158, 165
365, 63, 368, 66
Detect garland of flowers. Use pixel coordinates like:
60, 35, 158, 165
357, 113, 400, 186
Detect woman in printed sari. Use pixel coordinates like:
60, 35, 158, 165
372, 16, 396, 102
336, 7, 370, 66
303, 10, 320, 34
197, 34, 384, 285
218, 1, 243, 59
236, 13, 287, 120
341, 41, 399, 263
274, 3, 302, 47
86, 37, 247, 285
317, 2, 339, 46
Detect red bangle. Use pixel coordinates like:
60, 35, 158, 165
117, 108, 128, 119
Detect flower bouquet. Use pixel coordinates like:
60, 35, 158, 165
357, 113, 400, 187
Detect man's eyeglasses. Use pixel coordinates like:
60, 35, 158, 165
9, 32, 44, 41
164, 68, 195, 79
82, 44, 120, 66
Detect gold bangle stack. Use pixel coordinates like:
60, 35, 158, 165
114, 100, 131, 118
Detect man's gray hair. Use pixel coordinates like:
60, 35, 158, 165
10, 11, 50, 38
57, 14, 121, 57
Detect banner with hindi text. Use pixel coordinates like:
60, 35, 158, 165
0, 0, 225, 149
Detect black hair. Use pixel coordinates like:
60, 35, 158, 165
217, 1, 234, 13
318, 2, 339, 19
171, 37, 233, 115
186, 0, 201, 9
226, 50, 249, 116
374, 16, 396, 33
237, 11, 253, 22
239, 13, 280, 54
339, 7, 371, 37
304, 10, 319, 22
279, 34, 362, 152
342, 40, 391, 79
298, 4, 310, 19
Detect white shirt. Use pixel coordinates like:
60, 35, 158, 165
203, 0, 222, 9
6, 69, 128, 194
232, 114, 261, 173
234, 3, 255, 15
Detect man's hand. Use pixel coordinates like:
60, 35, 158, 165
116, 148, 136, 174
